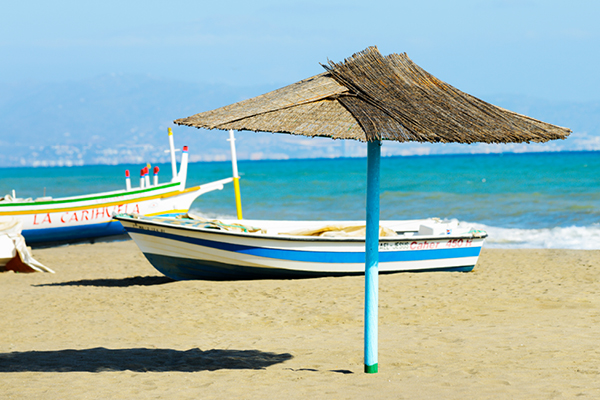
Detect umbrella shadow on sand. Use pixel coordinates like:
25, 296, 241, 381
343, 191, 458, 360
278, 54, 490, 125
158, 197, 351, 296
0, 347, 293, 372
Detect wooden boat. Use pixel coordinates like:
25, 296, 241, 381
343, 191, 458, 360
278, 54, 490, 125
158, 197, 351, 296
115, 214, 487, 280
0, 130, 234, 246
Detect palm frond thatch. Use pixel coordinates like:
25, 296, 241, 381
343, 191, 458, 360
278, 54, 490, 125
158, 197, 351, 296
175, 46, 571, 144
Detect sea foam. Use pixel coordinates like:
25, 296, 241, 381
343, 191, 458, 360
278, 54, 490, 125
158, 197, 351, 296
470, 222, 600, 250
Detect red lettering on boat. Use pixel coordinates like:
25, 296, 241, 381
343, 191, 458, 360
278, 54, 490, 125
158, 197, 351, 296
94, 208, 109, 219
410, 241, 440, 250
81, 210, 90, 221
34, 213, 52, 225
446, 239, 465, 248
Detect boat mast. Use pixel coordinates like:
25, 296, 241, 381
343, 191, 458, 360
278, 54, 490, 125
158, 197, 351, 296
228, 130, 243, 220
178, 146, 189, 189
168, 127, 177, 182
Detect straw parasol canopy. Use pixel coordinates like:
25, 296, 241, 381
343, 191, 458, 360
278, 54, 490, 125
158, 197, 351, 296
175, 46, 571, 144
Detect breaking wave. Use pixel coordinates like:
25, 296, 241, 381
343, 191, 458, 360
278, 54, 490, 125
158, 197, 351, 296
470, 222, 600, 250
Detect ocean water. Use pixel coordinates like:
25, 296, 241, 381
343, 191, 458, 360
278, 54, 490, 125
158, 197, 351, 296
1, 151, 599, 249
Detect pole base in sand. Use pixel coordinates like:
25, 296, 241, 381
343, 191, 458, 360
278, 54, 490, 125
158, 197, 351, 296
364, 363, 378, 374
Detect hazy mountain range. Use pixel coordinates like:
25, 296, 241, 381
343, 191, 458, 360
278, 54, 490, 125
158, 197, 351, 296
1, 74, 599, 167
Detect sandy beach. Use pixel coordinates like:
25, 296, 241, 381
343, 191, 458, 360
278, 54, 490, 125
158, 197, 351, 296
1, 240, 599, 399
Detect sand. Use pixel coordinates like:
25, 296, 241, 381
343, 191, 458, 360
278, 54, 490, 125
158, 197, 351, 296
1, 240, 599, 399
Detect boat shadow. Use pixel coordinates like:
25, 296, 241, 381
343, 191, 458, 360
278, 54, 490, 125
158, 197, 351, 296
0, 347, 293, 372
34, 275, 174, 287
30, 234, 131, 249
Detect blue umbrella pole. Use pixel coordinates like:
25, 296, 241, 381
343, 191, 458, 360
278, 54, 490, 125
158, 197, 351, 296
364, 140, 381, 374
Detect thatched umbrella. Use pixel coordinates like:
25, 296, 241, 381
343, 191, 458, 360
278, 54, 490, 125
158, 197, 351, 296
175, 46, 571, 373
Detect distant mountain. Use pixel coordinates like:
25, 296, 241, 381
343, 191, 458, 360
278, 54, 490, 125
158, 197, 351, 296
0, 74, 281, 166
0, 75, 598, 167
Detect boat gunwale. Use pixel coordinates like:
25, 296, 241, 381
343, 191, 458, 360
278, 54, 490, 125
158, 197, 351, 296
0, 185, 206, 217
116, 214, 488, 243
0, 182, 182, 208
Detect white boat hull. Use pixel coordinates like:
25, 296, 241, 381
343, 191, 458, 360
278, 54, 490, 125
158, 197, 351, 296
117, 215, 486, 280
0, 179, 231, 245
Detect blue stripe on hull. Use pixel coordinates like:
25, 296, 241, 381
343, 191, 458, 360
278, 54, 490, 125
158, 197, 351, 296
23, 221, 126, 245
143, 253, 475, 281
127, 227, 481, 263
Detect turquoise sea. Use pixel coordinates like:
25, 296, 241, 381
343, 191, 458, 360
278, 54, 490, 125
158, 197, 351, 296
2, 151, 599, 249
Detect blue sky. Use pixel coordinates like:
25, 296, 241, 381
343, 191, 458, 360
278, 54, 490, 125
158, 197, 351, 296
2, 0, 599, 102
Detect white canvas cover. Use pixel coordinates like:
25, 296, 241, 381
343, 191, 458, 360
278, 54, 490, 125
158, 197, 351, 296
0, 218, 53, 273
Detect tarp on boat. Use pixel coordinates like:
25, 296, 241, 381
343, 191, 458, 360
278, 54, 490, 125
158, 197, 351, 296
280, 224, 397, 238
